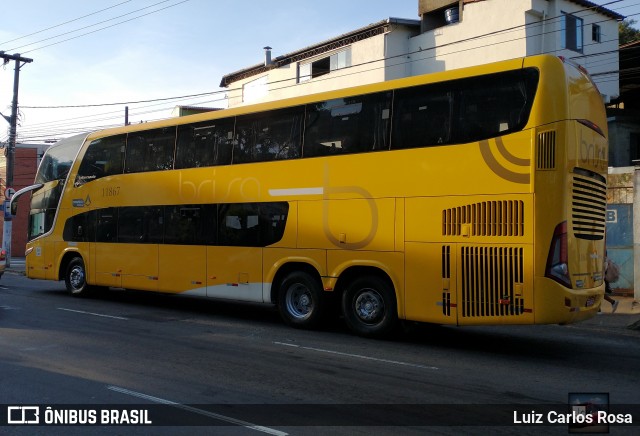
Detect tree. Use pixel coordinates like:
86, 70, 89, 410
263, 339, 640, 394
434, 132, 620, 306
619, 19, 640, 45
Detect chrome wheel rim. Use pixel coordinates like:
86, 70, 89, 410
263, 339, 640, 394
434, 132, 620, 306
286, 283, 313, 320
69, 266, 85, 290
354, 289, 384, 324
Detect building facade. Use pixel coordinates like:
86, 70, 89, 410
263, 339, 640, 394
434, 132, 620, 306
220, 18, 421, 107
0, 143, 48, 257
220, 0, 623, 106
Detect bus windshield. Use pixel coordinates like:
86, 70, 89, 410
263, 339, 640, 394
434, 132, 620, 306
35, 133, 88, 184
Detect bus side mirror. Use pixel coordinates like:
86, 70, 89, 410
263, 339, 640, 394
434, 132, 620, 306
7, 183, 44, 217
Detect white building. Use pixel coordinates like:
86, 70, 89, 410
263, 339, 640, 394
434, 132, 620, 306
220, 0, 624, 106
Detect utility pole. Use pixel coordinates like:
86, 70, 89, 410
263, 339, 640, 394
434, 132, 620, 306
1, 51, 33, 268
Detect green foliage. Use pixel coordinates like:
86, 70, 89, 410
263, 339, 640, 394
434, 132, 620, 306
619, 19, 640, 45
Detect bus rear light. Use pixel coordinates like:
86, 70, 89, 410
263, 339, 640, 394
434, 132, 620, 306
546, 221, 571, 288
577, 119, 605, 138
0, 249, 5, 261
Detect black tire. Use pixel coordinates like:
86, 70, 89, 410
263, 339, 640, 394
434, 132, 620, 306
277, 271, 325, 328
342, 276, 398, 337
65, 257, 91, 297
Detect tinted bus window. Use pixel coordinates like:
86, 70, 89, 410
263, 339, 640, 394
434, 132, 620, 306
96, 208, 117, 243
125, 127, 176, 173
234, 107, 303, 164
118, 207, 163, 243
76, 135, 125, 186
452, 69, 539, 143
164, 205, 216, 245
63, 210, 96, 242
304, 92, 392, 157
260, 202, 289, 246
392, 84, 453, 149
218, 203, 260, 246
175, 120, 234, 169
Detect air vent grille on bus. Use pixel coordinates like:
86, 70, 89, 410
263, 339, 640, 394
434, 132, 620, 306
461, 246, 525, 317
442, 201, 524, 237
572, 173, 607, 240
536, 131, 556, 170
442, 245, 452, 316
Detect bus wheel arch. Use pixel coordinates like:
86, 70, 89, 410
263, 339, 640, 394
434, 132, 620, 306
62, 254, 90, 297
337, 267, 398, 338
273, 263, 325, 329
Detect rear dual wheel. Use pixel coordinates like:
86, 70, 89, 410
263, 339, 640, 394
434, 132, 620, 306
342, 276, 397, 338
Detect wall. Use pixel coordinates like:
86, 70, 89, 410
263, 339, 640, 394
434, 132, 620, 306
0, 147, 39, 257
408, 0, 620, 101
607, 169, 635, 295
225, 33, 390, 108
409, 0, 529, 75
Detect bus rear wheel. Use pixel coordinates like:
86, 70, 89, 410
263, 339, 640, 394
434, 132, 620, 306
277, 271, 324, 329
65, 257, 90, 297
342, 276, 397, 337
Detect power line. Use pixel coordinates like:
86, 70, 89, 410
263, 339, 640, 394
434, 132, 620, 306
21, 89, 224, 109
8, 0, 191, 55
0, 1, 133, 46
21, 2, 634, 110
11, 0, 640, 140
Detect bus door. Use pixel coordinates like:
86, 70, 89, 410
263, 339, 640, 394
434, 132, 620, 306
117, 207, 161, 291
207, 204, 263, 303
159, 245, 206, 295
93, 207, 161, 290
158, 205, 207, 295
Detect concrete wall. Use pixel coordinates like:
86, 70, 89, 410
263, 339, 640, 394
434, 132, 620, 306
409, 0, 619, 101
225, 1, 620, 108
226, 32, 392, 108
0, 147, 39, 257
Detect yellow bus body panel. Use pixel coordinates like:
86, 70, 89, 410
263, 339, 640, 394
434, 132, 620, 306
24, 55, 608, 327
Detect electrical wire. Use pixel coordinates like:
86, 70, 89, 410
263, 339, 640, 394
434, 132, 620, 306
8, 0, 640, 141
5, 0, 190, 54
0, 1, 133, 46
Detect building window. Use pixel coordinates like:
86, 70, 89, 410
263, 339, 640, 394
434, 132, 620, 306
561, 12, 583, 52
592, 23, 601, 42
298, 48, 352, 83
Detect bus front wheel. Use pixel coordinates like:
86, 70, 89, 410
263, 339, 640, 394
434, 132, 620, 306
342, 276, 397, 337
65, 257, 90, 297
277, 271, 324, 329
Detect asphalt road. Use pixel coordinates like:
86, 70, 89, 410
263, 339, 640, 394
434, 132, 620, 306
1, 272, 639, 435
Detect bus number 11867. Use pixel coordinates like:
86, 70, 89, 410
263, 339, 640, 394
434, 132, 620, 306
102, 187, 120, 197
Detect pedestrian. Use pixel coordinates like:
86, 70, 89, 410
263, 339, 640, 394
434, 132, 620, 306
604, 255, 620, 313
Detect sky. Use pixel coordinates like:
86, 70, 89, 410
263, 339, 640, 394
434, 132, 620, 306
1, 0, 639, 143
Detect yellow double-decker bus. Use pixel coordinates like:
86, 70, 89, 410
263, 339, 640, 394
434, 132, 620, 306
12, 54, 608, 337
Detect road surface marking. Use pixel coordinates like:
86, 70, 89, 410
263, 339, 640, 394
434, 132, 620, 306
107, 386, 288, 436
58, 307, 128, 320
274, 342, 438, 370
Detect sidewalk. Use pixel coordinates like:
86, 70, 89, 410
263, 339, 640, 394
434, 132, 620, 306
5, 257, 25, 275
600, 296, 639, 315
